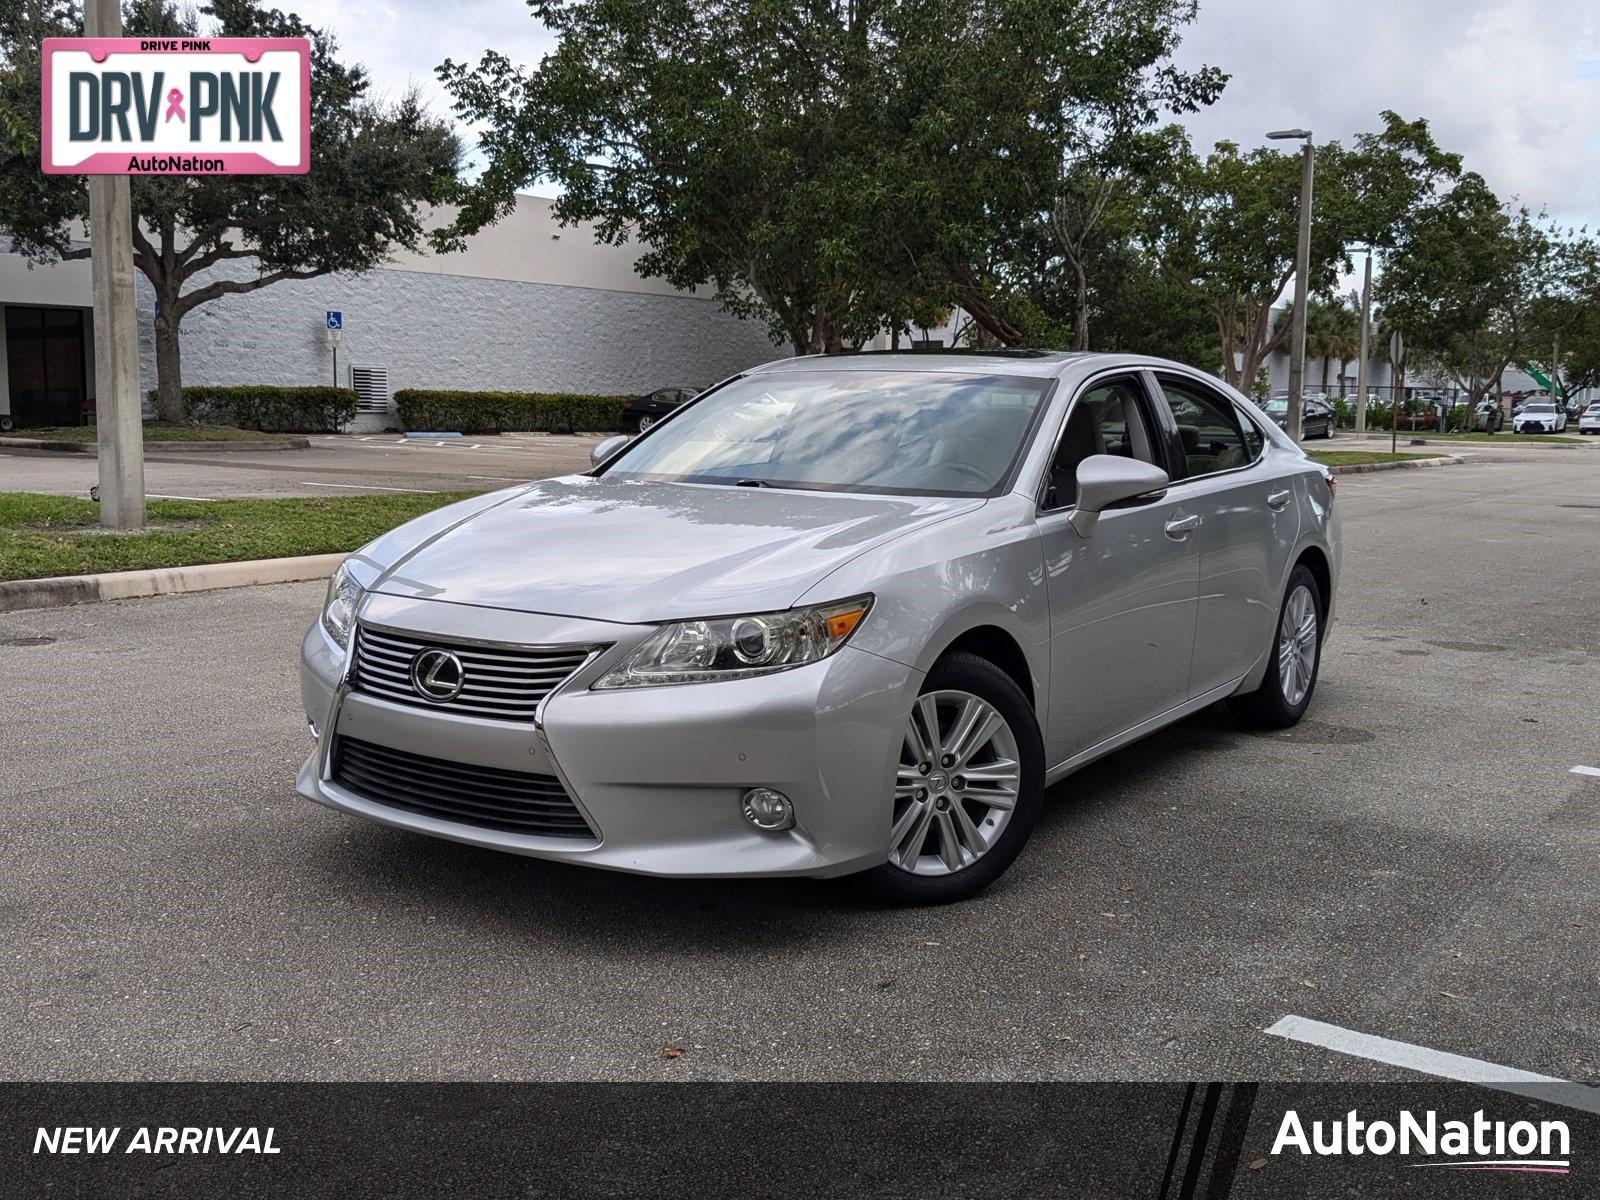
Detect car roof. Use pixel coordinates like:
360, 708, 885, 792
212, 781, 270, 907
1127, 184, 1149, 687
746, 349, 1227, 382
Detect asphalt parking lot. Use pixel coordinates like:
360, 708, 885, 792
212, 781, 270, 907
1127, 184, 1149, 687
0, 432, 603, 499
3, 452, 1598, 1083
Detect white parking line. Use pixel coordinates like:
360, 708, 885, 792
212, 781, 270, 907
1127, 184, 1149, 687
1265, 1016, 1600, 1114
148, 494, 215, 502
298, 482, 438, 494
1570, 765, 1600, 778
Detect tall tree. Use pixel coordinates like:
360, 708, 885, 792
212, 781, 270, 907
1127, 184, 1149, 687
1378, 174, 1563, 407
437, 0, 1221, 355
0, 0, 459, 420
1136, 112, 1459, 390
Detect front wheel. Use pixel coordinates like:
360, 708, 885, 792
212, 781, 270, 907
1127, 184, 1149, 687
863, 651, 1044, 904
1229, 564, 1324, 729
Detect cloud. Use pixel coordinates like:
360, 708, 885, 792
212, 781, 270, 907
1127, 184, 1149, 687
1171, 0, 1600, 226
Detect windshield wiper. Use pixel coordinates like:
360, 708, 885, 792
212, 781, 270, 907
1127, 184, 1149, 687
733, 478, 770, 488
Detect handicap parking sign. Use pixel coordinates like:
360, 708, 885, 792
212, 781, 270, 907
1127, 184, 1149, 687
326, 311, 343, 331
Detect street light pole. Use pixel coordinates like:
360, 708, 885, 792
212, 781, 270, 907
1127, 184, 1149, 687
1354, 247, 1373, 438
86, 0, 145, 529
1268, 129, 1314, 443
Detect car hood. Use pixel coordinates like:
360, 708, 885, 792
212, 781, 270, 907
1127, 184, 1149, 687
369, 475, 982, 622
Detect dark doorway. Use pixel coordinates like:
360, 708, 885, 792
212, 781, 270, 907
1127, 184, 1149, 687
5, 305, 88, 428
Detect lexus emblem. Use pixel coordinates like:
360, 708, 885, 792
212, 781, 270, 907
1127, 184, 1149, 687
409, 648, 465, 702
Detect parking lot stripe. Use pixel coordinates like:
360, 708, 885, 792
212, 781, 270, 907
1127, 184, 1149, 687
148, 494, 215, 502
1265, 1016, 1600, 1114
1570, 765, 1600, 777
298, 482, 439, 494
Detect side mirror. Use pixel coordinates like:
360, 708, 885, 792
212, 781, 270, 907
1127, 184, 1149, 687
590, 434, 631, 470
1070, 454, 1169, 536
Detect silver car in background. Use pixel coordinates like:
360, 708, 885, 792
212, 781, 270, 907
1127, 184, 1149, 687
299, 351, 1339, 902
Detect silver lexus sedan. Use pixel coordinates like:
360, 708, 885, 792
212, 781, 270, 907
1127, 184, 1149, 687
298, 351, 1339, 902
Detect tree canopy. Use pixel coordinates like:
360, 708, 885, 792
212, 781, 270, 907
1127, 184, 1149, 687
438, 0, 1223, 355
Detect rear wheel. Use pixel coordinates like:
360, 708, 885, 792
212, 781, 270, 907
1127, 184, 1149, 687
637, 413, 656, 433
1229, 564, 1323, 729
863, 651, 1043, 904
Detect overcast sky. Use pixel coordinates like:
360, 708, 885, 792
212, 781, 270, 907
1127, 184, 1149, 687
294, 0, 1600, 227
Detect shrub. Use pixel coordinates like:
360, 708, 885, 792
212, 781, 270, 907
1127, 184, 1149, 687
393, 389, 632, 434
153, 385, 359, 432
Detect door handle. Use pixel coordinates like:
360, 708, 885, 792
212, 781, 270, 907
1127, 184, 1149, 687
1267, 489, 1292, 511
1164, 513, 1201, 539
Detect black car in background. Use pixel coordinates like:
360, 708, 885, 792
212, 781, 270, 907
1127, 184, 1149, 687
1263, 394, 1335, 439
619, 386, 701, 433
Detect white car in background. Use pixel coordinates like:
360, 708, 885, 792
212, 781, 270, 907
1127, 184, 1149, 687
1580, 406, 1600, 435
1512, 402, 1567, 434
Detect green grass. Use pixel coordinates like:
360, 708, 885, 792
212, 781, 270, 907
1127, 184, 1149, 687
1308, 450, 1440, 467
0, 490, 475, 582
9, 423, 301, 443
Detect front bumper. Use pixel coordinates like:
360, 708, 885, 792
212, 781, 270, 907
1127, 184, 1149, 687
298, 591, 921, 878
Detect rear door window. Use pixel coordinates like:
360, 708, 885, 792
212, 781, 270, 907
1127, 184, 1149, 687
1155, 377, 1253, 480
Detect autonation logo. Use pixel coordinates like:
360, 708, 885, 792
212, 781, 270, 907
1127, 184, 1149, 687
1272, 1108, 1571, 1175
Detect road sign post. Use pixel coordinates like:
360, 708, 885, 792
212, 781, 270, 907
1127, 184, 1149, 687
1389, 330, 1405, 456
327, 311, 343, 387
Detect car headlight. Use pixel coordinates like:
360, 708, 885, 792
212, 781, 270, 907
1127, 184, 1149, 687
321, 563, 364, 654
592, 596, 872, 690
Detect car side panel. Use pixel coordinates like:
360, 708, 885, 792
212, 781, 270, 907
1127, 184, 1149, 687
1167, 449, 1301, 698
1036, 501, 1199, 761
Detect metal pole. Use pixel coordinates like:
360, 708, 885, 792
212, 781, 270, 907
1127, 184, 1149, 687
1354, 250, 1372, 438
1391, 364, 1401, 455
86, 0, 145, 529
1286, 139, 1314, 443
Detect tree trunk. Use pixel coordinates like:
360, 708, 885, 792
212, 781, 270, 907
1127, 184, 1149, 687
1072, 259, 1089, 351
1319, 358, 1330, 391
946, 263, 1023, 346
153, 307, 184, 423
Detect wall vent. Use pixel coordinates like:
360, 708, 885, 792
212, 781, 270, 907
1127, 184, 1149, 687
350, 366, 391, 414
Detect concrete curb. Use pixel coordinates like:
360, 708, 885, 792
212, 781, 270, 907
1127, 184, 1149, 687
1324, 455, 1462, 475
0, 435, 309, 454
0, 553, 345, 613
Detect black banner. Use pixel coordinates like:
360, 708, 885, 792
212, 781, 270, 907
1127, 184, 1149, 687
5, 1082, 1596, 1197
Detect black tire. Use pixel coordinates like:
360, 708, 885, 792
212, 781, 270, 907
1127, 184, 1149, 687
862, 650, 1044, 904
1229, 563, 1324, 729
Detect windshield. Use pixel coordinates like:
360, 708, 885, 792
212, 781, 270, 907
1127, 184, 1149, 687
600, 370, 1052, 496
1525, 404, 1556, 413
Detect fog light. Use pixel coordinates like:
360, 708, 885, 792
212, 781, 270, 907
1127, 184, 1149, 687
741, 787, 794, 832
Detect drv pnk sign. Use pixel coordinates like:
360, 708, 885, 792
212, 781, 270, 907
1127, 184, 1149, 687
41, 38, 309, 175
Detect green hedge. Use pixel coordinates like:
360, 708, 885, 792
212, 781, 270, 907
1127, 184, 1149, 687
393, 389, 631, 434
151, 385, 359, 432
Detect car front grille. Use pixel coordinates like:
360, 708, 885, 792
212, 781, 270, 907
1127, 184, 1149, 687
332, 737, 596, 839
351, 625, 598, 721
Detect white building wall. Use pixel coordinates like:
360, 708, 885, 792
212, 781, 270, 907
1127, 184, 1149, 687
1, 196, 786, 422
132, 262, 782, 399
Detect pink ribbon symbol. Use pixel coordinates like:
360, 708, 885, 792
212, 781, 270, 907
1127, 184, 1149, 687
164, 88, 185, 123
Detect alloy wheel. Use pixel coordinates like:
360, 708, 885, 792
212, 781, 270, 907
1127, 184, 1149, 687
889, 690, 1021, 876
1277, 584, 1319, 707
638, 414, 655, 432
